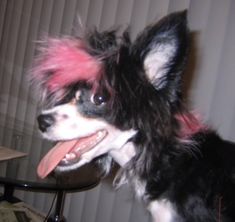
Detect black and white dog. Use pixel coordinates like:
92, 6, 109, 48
33, 11, 235, 222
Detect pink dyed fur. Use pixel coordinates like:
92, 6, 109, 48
175, 112, 206, 139
32, 38, 102, 92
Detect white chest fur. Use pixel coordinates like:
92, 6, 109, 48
148, 199, 175, 222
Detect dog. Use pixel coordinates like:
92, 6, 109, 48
32, 11, 235, 222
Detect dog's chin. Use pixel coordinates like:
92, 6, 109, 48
54, 157, 91, 173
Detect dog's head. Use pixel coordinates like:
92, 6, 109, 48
32, 11, 189, 178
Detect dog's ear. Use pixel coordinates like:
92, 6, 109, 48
132, 11, 188, 102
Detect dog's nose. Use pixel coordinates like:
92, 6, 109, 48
37, 114, 55, 132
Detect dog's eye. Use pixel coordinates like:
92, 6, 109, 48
91, 94, 106, 106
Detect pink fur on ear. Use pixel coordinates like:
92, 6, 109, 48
32, 38, 102, 92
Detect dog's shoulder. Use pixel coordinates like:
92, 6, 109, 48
192, 131, 235, 171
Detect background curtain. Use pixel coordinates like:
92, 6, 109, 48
0, 0, 234, 221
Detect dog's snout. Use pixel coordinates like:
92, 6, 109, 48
37, 114, 55, 132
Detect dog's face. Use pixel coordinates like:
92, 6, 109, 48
33, 11, 188, 178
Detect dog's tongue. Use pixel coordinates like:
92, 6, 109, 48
37, 140, 80, 179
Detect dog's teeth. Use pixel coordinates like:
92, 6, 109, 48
97, 131, 103, 137
79, 144, 86, 150
65, 152, 76, 160
76, 147, 81, 151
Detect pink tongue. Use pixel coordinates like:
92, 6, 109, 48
37, 140, 80, 179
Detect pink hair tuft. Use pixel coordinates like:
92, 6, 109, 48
32, 38, 102, 92
175, 112, 206, 139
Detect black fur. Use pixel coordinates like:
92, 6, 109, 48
37, 11, 235, 221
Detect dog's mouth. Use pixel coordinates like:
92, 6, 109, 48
37, 130, 107, 179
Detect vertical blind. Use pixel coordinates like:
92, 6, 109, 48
0, 0, 234, 222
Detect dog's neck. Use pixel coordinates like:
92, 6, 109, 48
110, 142, 136, 167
